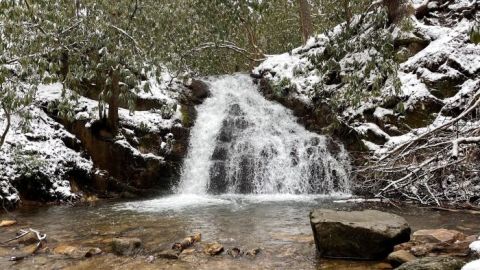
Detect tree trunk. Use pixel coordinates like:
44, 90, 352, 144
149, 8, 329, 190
383, 0, 411, 24
298, 0, 314, 44
343, 0, 352, 29
0, 105, 11, 149
108, 69, 120, 134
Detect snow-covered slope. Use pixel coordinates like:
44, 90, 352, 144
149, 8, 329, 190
0, 74, 184, 207
0, 105, 92, 206
254, 0, 479, 155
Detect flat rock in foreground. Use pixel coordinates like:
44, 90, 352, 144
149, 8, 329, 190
310, 209, 411, 260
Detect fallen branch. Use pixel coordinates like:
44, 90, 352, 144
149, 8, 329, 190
376, 156, 436, 196
451, 136, 480, 159
9, 229, 47, 261
379, 89, 480, 162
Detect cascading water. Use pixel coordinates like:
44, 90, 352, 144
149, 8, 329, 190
178, 74, 351, 195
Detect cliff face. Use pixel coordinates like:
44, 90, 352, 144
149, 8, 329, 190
0, 73, 208, 208
252, 0, 479, 204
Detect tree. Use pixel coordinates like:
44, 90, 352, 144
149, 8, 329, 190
382, 0, 412, 24
298, 0, 314, 44
0, 1, 55, 149
0, 69, 36, 149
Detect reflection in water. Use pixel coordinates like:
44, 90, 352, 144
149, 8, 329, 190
1, 196, 479, 269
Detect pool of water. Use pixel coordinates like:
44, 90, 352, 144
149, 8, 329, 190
1, 194, 479, 269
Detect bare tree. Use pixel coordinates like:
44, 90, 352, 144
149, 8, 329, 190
298, 0, 314, 44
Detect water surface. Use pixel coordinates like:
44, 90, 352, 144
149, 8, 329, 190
1, 195, 479, 269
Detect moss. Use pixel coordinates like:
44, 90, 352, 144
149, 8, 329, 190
180, 105, 192, 127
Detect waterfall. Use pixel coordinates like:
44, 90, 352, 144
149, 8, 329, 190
178, 74, 351, 195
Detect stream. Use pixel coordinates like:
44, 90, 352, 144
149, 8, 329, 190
1, 196, 479, 269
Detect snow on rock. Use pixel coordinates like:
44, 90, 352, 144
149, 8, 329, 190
373, 107, 394, 119
462, 260, 480, 270
0, 105, 93, 206
470, 240, 480, 254
36, 82, 182, 133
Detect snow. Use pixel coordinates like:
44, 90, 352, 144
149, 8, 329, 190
137, 69, 180, 105
355, 123, 391, 140
0, 105, 93, 204
470, 241, 480, 253
36, 82, 182, 133
448, 0, 477, 10
373, 107, 394, 119
462, 260, 480, 270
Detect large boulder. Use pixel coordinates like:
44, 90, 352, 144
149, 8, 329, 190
395, 256, 464, 270
310, 209, 411, 260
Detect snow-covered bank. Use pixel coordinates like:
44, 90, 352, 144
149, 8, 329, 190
0, 105, 92, 206
0, 73, 187, 207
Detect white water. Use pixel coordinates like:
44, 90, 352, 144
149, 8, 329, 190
178, 74, 351, 195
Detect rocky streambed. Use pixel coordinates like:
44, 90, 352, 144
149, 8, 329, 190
0, 195, 479, 269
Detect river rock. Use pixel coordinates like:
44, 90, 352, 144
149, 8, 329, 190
157, 249, 180, 259
310, 209, 411, 260
111, 237, 142, 256
227, 247, 243, 258
53, 245, 79, 256
85, 247, 102, 257
413, 229, 465, 244
245, 247, 261, 257
17, 231, 40, 245
204, 242, 224, 256
0, 220, 17, 227
395, 256, 464, 270
388, 250, 417, 267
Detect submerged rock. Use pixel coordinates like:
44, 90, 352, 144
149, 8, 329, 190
412, 229, 465, 244
395, 256, 464, 270
388, 250, 417, 267
310, 209, 411, 260
227, 247, 243, 258
0, 220, 16, 227
394, 230, 476, 258
157, 249, 180, 260
245, 247, 261, 257
111, 237, 142, 256
204, 242, 224, 256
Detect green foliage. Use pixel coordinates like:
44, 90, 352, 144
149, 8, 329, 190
311, 0, 373, 33
271, 78, 296, 98
308, 8, 400, 110
12, 145, 46, 178
400, 17, 415, 32
160, 103, 177, 120
138, 122, 150, 134
470, 23, 480, 44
